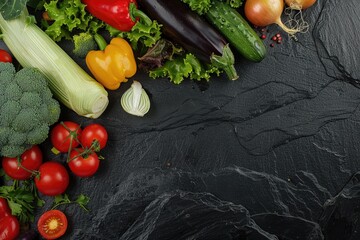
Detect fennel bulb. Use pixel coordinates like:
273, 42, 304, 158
0, 10, 109, 118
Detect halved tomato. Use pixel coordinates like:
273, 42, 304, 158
37, 210, 68, 239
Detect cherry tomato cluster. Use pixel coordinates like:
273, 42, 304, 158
50, 121, 108, 178
1, 146, 69, 197
1, 120, 108, 239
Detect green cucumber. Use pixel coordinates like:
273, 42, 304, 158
205, 0, 266, 62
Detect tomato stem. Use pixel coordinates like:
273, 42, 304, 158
67, 139, 101, 163
67, 147, 92, 163
60, 121, 82, 162
16, 156, 37, 176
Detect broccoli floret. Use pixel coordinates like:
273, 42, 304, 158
0, 100, 21, 127
0, 127, 11, 146
1, 145, 28, 159
20, 92, 42, 108
4, 81, 22, 101
8, 131, 27, 146
0, 62, 61, 158
27, 125, 49, 145
72, 32, 97, 58
0, 62, 15, 86
16, 68, 48, 93
13, 108, 40, 132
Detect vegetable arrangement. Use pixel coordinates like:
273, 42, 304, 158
0, 6, 109, 119
137, 0, 239, 81
0, 62, 60, 158
206, 0, 266, 62
1, 120, 107, 239
0, 0, 317, 238
244, 0, 315, 36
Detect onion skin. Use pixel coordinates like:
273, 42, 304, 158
285, 0, 316, 10
244, 0, 284, 27
244, 0, 302, 35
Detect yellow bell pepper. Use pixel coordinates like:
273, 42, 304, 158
86, 35, 137, 90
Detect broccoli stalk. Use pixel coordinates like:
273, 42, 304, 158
0, 62, 61, 158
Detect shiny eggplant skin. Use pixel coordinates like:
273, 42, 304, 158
137, 0, 227, 63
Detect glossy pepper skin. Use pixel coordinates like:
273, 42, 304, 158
0, 198, 20, 240
82, 0, 138, 32
86, 36, 137, 90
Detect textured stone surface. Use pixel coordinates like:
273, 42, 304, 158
2, 0, 360, 239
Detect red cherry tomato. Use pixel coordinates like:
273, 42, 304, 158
68, 148, 100, 177
2, 145, 43, 180
0, 198, 20, 240
35, 162, 69, 196
0, 49, 12, 63
50, 121, 82, 153
37, 210, 67, 240
0, 198, 11, 219
80, 123, 108, 151
0, 215, 20, 240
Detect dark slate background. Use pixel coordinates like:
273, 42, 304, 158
2, 0, 360, 239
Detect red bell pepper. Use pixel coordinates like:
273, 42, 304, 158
82, 0, 152, 32
0, 198, 20, 240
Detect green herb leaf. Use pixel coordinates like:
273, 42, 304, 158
75, 194, 90, 211
52, 194, 90, 211
0, 184, 36, 224
7, 200, 23, 216
37, 198, 45, 207
54, 194, 71, 205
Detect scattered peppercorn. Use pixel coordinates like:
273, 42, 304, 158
261, 34, 266, 39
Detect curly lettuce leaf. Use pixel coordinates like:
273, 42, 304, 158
43, 0, 104, 42
108, 20, 162, 51
149, 54, 221, 84
0, 0, 28, 20
181, 0, 212, 15
181, 0, 243, 15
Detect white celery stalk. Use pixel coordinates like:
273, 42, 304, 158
0, 10, 109, 118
